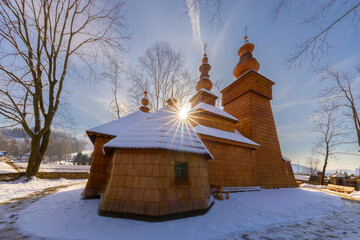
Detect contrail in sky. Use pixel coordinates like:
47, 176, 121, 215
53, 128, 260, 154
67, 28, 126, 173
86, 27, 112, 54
186, 0, 203, 53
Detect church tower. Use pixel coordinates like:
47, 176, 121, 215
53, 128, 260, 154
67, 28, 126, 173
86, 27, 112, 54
221, 35, 297, 188
189, 52, 260, 189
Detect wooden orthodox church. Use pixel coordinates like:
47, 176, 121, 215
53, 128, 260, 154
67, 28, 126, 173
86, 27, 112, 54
83, 36, 296, 220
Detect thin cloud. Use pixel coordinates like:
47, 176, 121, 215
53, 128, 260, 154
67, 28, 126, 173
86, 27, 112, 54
186, 0, 203, 52
273, 99, 316, 113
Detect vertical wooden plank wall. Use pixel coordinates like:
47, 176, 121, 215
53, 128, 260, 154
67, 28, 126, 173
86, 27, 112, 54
82, 135, 113, 197
99, 149, 212, 216
201, 138, 259, 187
222, 71, 297, 188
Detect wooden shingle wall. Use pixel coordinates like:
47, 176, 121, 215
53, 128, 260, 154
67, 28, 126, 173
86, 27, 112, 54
82, 135, 113, 198
200, 138, 259, 187
99, 149, 212, 216
190, 112, 235, 132
222, 72, 297, 188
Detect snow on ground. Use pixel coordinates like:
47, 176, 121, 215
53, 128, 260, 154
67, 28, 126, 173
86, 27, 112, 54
16, 185, 346, 240
0, 177, 86, 203
350, 191, 360, 199
300, 183, 324, 189
8, 162, 90, 173
0, 162, 18, 174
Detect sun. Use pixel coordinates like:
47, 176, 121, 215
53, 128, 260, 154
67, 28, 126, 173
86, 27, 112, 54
179, 106, 188, 119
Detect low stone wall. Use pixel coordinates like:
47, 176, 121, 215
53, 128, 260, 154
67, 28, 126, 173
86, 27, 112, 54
0, 172, 89, 181
0, 173, 24, 181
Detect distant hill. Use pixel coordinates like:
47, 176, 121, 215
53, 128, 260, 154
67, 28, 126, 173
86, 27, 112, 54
326, 169, 355, 175
0, 128, 87, 159
291, 163, 314, 175
291, 163, 355, 176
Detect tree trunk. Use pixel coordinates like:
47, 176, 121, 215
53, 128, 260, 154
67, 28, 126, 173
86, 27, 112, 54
320, 148, 329, 185
25, 129, 51, 178
320, 160, 327, 185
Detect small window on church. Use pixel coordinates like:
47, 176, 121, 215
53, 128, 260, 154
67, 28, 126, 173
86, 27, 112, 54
175, 162, 187, 178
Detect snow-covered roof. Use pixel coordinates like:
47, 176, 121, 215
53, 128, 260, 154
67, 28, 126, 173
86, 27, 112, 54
87, 110, 151, 137
189, 102, 238, 122
282, 156, 291, 162
23, 152, 30, 157
193, 125, 259, 147
331, 172, 344, 178
104, 105, 213, 159
198, 88, 218, 97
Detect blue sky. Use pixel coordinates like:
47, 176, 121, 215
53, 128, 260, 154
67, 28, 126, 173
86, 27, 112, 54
66, 0, 359, 171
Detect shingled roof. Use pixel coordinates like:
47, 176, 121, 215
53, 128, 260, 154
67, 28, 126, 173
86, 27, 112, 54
87, 110, 151, 137
104, 105, 213, 159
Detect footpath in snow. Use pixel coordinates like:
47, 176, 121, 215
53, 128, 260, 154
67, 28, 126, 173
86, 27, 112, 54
0, 177, 86, 203
14, 185, 350, 240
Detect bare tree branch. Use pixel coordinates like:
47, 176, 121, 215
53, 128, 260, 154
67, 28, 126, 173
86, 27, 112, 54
0, 0, 128, 177
273, 0, 360, 66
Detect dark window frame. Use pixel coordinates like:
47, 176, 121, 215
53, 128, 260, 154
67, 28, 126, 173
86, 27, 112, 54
175, 162, 187, 178
174, 162, 189, 185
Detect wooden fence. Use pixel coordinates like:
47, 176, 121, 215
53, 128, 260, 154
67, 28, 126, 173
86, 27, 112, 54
341, 179, 360, 191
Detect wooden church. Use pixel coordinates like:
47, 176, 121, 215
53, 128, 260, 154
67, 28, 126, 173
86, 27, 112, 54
83, 36, 296, 220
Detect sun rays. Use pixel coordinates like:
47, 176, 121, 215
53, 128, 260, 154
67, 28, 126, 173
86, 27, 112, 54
179, 107, 188, 119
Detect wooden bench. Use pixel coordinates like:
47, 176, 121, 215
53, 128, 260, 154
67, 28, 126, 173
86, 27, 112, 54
324, 184, 355, 194
210, 184, 229, 200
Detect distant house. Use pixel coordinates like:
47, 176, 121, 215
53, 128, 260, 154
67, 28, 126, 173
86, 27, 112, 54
329, 172, 344, 185
294, 175, 310, 181
21, 152, 30, 161
0, 151, 9, 161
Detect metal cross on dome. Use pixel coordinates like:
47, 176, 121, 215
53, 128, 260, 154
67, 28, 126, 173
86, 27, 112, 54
203, 43, 208, 55
244, 26, 249, 43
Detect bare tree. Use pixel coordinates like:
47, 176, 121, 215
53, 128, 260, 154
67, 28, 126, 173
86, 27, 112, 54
212, 79, 225, 108
305, 157, 319, 176
274, 0, 360, 65
127, 41, 196, 112
321, 67, 360, 150
102, 55, 128, 119
0, 0, 128, 177
311, 99, 345, 185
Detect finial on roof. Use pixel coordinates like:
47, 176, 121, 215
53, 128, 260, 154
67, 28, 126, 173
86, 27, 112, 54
233, 28, 260, 79
244, 26, 249, 43
196, 46, 213, 91
140, 89, 150, 113
203, 43, 208, 55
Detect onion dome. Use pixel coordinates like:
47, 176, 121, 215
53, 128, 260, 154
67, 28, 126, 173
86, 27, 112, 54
233, 34, 260, 79
196, 53, 213, 91
140, 89, 150, 113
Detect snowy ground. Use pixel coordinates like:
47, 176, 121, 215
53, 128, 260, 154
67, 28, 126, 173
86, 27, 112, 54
0, 177, 86, 203
0, 162, 18, 174
8, 184, 359, 240
9, 162, 90, 172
